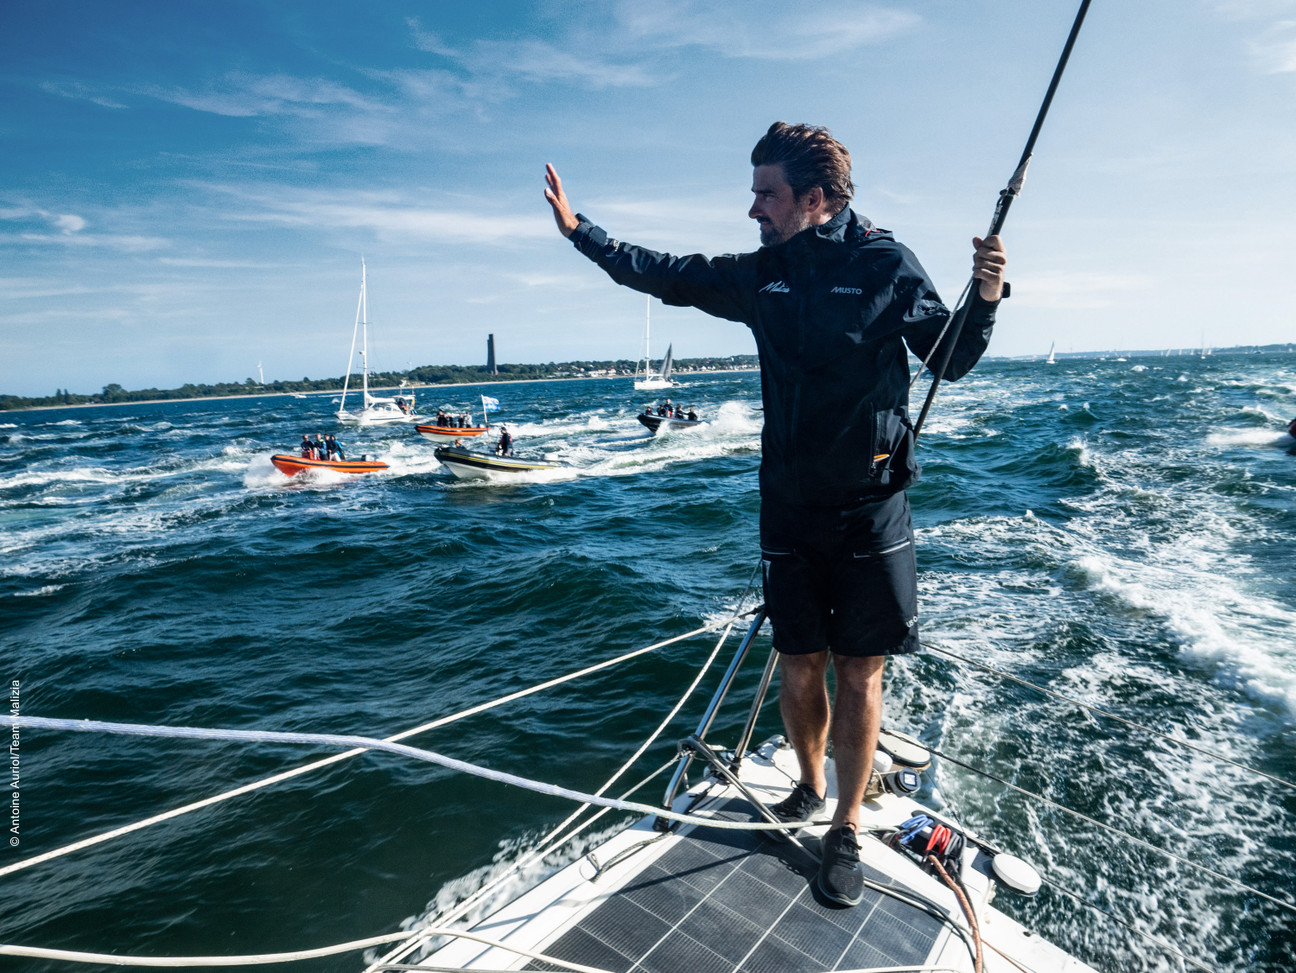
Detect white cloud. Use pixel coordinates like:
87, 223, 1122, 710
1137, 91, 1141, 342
1248, 19, 1296, 71
406, 17, 659, 90
18, 232, 167, 252
52, 214, 87, 234
610, 0, 920, 60
39, 79, 128, 109
402, 3, 919, 97
207, 184, 554, 244
0, 207, 164, 250
1009, 271, 1150, 310
146, 72, 381, 118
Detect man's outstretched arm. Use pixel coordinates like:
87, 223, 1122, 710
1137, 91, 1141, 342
544, 164, 579, 238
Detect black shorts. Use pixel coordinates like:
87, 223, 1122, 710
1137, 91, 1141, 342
760, 492, 919, 658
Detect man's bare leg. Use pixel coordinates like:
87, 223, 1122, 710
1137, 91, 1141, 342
777, 650, 831, 799
827, 654, 886, 829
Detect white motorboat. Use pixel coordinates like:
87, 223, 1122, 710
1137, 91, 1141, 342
336, 259, 419, 425
434, 444, 570, 479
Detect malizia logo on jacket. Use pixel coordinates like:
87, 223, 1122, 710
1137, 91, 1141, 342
759, 280, 791, 294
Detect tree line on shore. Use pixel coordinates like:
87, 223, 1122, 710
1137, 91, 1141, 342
1, 356, 760, 411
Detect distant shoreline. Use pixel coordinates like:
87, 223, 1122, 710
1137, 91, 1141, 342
7, 369, 760, 415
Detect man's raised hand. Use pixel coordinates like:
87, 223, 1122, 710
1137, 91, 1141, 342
544, 164, 579, 238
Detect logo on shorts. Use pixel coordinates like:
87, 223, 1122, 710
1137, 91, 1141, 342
759, 280, 791, 294
905, 615, 919, 629
830, 286, 863, 295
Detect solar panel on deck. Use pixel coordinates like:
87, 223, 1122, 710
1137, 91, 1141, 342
523, 800, 944, 973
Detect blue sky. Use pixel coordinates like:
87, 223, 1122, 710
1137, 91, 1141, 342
3, 1, 1294, 398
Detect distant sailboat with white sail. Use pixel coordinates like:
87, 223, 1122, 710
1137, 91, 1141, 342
633, 296, 679, 391
336, 259, 419, 425
1045, 341, 1057, 364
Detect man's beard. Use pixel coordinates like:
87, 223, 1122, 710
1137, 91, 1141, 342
760, 212, 811, 247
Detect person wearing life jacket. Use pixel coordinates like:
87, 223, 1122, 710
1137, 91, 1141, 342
299, 435, 313, 458
496, 425, 513, 456
545, 122, 1006, 908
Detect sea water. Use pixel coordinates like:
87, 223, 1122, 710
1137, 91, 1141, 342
2, 354, 1294, 971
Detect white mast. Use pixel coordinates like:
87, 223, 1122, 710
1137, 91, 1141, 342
337, 259, 365, 418
360, 258, 371, 405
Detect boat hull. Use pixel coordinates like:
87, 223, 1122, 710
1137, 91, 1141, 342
335, 407, 419, 426
637, 413, 702, 432
633, 377, 679, 391
433, 445, 567, 479
270, 454, 388, 476
415, 423, 489, 443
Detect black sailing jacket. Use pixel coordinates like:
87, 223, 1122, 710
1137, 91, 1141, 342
569, 206, 999, 508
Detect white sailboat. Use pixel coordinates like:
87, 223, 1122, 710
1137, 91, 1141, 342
1045, 341, 1057, 364
633, 296, 679, 391
336, 259, 419, 426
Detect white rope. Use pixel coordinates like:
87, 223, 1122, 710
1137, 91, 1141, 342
371, 617, 741, 969
8, 714, 797, 833
0, 926, 615, 971
0, 618, 732, 879
0, 926, 975, 973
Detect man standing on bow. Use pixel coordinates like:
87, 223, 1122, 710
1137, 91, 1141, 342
544, 122, 1006, 906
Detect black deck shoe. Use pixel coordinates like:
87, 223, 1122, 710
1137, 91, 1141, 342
765, 782, 826, 827
816, 825, 865, 906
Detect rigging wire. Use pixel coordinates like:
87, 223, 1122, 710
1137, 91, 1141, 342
0, 927, 616, 972
8, 585, 1287, 966
370, 609, 747, 970
1037, 878, 1217, 973
911, 0, 1093, 440
8, 713, 814, 835
925, 742, 1296, 918
0, 613, 751, 881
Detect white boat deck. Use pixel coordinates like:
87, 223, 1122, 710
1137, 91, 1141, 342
375, 739, 1098, 973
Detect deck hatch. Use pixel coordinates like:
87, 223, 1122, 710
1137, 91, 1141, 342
523, 800, 944, 972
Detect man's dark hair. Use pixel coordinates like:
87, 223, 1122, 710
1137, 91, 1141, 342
751, 122, 855, 210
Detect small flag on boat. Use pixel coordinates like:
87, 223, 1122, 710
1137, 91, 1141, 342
480, 395, 500, 412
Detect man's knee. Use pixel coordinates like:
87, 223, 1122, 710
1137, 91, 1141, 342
778, 650, 829, 696
832, 654, 886, 695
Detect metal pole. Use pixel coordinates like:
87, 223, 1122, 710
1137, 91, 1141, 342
913, 0, 1094, 440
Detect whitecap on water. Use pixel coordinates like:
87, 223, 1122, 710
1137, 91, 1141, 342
14, 584, 66, 597
1205, 427, 1291, 447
